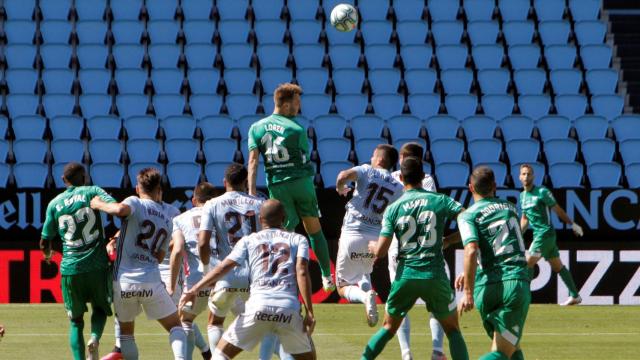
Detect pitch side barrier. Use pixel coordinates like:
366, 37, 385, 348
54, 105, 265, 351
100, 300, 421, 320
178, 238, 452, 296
0, 188, 638, 304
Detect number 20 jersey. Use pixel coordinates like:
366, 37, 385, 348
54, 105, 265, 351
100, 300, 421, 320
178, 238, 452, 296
114, 196, 176, 284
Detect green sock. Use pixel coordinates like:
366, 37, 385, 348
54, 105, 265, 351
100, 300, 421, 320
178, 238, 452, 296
309, 230, 331, 277
69, 319, 85, 360
559, 266, 579, 298
361, 328, 394, 360
479, 351, 509, 360
511, 349, 524, 360
446, 329, 469, 360
90, 309, 107, 340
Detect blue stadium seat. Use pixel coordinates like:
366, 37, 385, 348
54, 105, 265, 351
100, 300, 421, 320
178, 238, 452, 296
52, 163, 73, 187
499, 0, 530, 21
187, 69, 220, 95
80, 95, 112, 118
467, 21, 500, 45
86, 116, 121, 140
149, 44, 181, 69
7, 95, 39, 117
123, 115, 158, 140
183, 21, 215, 44
111, 21, 144, 44
221, 44, 254, 69
40, 20, 72, 44
313, 115, 347, 140
295, 44, 326, 68
4, 0, 35, 20
503, 21, 535, 45
161, 115, 196, 139
478, 161, 508, 186
260, 68, 293, 94
237, 115, 261, 140
5, 69, 38, 94
151, 69, 184, 94
446, 95, 478, 119
555, 94, 587, 120
508, 44, 541, 69
464, 0, 496, 21
113, 45, 145, 69
545, 45, 577, 70
394, 0, 426, 21
153, 95, 185, 118
165, 138, 199, 162
478, 69, 510, 95
539, 21, 571, 45
325, 25, 357, 45
182, 0, 213, 20
51, 139, 84, 163
127, 139, 161, 163
185, 44, 217, 69
110, 0, 143, 20
468, 138, 501, 164
518, 95, 551, 120
482, 95, 514, 120
40, 44, 73, 69
300, 94, 332, 119
569, 0, 600, 21
441, 69, 473, 94
620, 139, 640, 165
5, 44, 37, 69
190, 95, 223, 118
511, 162, 545, 186
335, 94, 369, 119
588, 163, 621, 188
575, 21, 606, 46
586, 69, 618, 95
147, 20, 180, 44
612, 115, 640, 142
364, 44, 398, 69
0, 140, 8, 162
77, 44, 108, 68
355, 138, 387, 163
513, 69, 546, 95
544, 138, 577, 164
146, 0, 177, 20
550, 69, 582, 95
435, 162, 470, 188
582, 139, 615, 165
0, 163, 9, 187
50, 115, 83, 139
321, 161, 352, 187
574, 115, 609, 141
580, 45, 612, 70
359, 0, 390, 20
42, 69, 74, 94
43, 94, 76, 117
549, 162, 583, 188
257, 44, 290, 68
371, 94, 405, 119
225, 94, 259, 118
408, 94, 441, 119
428, 0, 460, 21
205, 162, 231, 186
591, 95, 624, 121
116, 94, 149, 118
0, 117, 8, 139
290, 20, 322, 44
400, 45, 434, 70
115, 69, 148, 94
361, 21, 393, 45
198, 116, 236, 139
333, 69, 365, 94
431, 21, 464, 45
253, 0, 284, 20
75, 0, 106, 20
288, 0, 319, 20
12, 115, 46, 139
323, 0, 349, 20
426, 115, 459, 140
295, 68, 327, 94
317, 138, 351, 162
129, 163, 163, 186
396, 21, 428, 45
13, 139, 48, 162
506, 139, 539, 164
472, 44, 504, 69
500, 116, 534, 141
436, 45, 468, 70
41, 0, 71, 20
462, 116, 497, 140
4, 20, 36, 44
627, 164, 640, 188
537, 115, 572, 141
14, 163, 49, 188
534, 0, 566, 21
405, 69, 437, 94
254, 20, 287, 45
167, 162, 202, 187
369, 69, 401, 94
430, 138, 464, 164
388, 116, 422, 140
76, 21, 108, 45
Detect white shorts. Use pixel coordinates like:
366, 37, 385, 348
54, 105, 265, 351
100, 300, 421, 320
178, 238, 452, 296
208, 288, 249, 317
336, 230, 376, 287
388, 236, 399, 281
222, 305, 313, 355
114, 281, 177, 323
160, 273, 184, 305
182, 287, 212, 316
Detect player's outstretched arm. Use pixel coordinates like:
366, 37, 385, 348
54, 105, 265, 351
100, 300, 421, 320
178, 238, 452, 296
552, 205, 584, 236
458, 242, 479, 317
90, 196, 131, 217
197, 230, 212, 267
520, 215, 529, 234
39, 238, 53, 263
180, 258, 238, 308
169, 229, 186, 296
247, 149, 260, 196
335, 168, 357, 196
296, 257, 315, 335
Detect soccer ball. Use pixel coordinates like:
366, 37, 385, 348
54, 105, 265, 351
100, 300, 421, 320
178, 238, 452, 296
330, 4, 358, 32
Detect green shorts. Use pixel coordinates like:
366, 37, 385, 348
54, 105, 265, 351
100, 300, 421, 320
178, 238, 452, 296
474, 279, 531, 346
386, 278, 456, 320
268, 176, 320, 231
62, 269, 113, 319
528, 234, 559, 260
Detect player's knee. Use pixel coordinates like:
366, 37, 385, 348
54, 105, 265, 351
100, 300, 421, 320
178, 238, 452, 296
70, 317, 84, 326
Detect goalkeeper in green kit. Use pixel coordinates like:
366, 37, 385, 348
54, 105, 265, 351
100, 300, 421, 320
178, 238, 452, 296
40, 163, 115, 360
247, 83, 334, 291
518, 164, 584, 305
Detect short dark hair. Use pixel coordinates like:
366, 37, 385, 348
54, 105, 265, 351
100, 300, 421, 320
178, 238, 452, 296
224, 163, 248, 188
194, 182, 216, 203
470, 166, 495, 196
399, 142, 424, 159
274, 83, 302, 108
63, 162, 86, 186
519, 163, 534, 174
376, 144, 399, 170
137, 168, 162, 194
400, 156, 424, 186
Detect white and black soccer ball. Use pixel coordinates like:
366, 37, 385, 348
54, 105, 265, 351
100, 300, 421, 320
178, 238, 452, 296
330, 4, 358, 32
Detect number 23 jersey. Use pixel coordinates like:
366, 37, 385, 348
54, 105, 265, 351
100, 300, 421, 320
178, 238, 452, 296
114, 196, 176, 284
228, 228, 309, 310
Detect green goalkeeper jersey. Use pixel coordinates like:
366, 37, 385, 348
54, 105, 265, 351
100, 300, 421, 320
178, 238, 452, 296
519, 186, 557, 240
41, 186, 116, 275
247, 114, 315, 185
380, 188, 463, 280
458, 198, 529, 286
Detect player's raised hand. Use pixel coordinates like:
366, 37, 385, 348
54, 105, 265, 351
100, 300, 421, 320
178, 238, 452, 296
367, 241, 378, 256
454, 274, 465, 291
336, 185, 352, 197
571, 223, 584, 237
178, 290, 196, 312
303, 311, 316, 335
457, 294, 474, 317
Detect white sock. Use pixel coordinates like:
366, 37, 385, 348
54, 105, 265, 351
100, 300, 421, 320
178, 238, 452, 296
343, 285, 367, 303
213, 348, 230, 360
114, 319, 121, 348
193, 323, 210, 352
397, 316, 411, 357
170, 326, 187, 360
120, 334, 138, 360
182, 322, 195, 360
207, 325, 224, 353
258, 333, 277, 360
429, 314, 445, 353
278, 342, 295, 360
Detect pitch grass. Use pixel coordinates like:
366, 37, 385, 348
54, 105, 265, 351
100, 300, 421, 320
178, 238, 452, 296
0, 304, 638, 359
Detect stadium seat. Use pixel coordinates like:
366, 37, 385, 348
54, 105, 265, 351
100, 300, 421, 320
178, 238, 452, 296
0, 164, 9, 188
40, 44, 73, 69
11, 117, 43, 142
467, 21, 500, 45
116, 94, 149, 118
499, 0, 531, 21
115, 69, 149, 94
464, 0, 496, 21
355, 138, 387, 163
237, 115, 261, 140
295, 44, 327, 68
508, 44, 541, 69
435, 162, 470, 188
146, 0, 177, 20
511, 162, 546, 185
518, 95, 551, 120
221, 44, 254, 69
539, 21, 571, 45
555, 94, 587, 120
500, 116, 534, 141
185, 44, 217, 69
588, 163, 621, 188
478, 69, 510, 95
42, 70, 74, 94
582, 139, 615, 165
14, 163, 49, 188
430, 138, 464, 164
506, 139, 539, 164
183, 21, 215, 44
428, 0, 460, 21
190, 95, 223, 118
79, 69, 111, 94
40, 20, 72, 44
400, 45, 434, 70
325, 25, 357, 45
295, 68, 328, 94
261, 68, 294, 94
431, 21, 464, 45
627, 164, 640, 188
513, 69, 546, 95
368, 69, 402, 94
0, 117, 8, 139
147, 20, 181, 44
149, 44, 182, 69
160, 116, 196, 140
534, 0, 566, 21
620, 139, 640, 165
462, 116, 497, 141
225, 94, 259, 118
472, 45, 504, 69
317, 138, 351, 162
544, 138, 577, 164
313, 115, 347, 140
574, 115, 609, 141
41, 0, 73, 20
394, 0, 426, 21
153, 95, 185, 118
332, 69, 365, 94
113, 45, 145, 69
127, 139, 161, 163
4, 0, 36, 20
581, 45, 612, 70
503, 21, 535, 45
441, 69, 473, 94
591, 95, 624, 121
575, 20, 607, 46
51, 139, 84, 163
198, 116, 236, 140
13, 139, 48, 162
549, 162, 583, 188
335, 94, 369, 119
569, 0, 600, 21
586, 69, 618, 95
445, 95, 478, 120
408, 94, 441, 119
75, 0, 106, 20
550, 69, 582, 95
537, 115, 572, 141
86, 116, 122, 140
187, 69, 220, 95
396, 21, 428, 45
110, 0, 143, 20
301, 95, 333, 119
111, 21, 144, 44
166, 162, 202, 187
224, 69, 257, 94
290, 20, 322, 44
77, 45, 109, 69
165, 138, 199, 163
205, 162, 230, 186
405, 69, 437, 94
545, 45, 577, 70
6, 95, 39, 117
0, 140, 8, 162
182, 0, 213, 20
123, 116, 158, 140
255, 20, 287, 44
426, 115, 459, 141
253, 0, 284, 20
482, 95, 514, 120
257, 44, 290, 68
388, 116, 422, 140
320, 161, 352, 187
361, 21, 393, 45
43, 94, 76, 117
50, 116, 84, 139
288, 0, 319, 20
371, 94, 405, 119
5, 69, 38, 94
80, 95, 113, 118
612, 115, 640, 142
4, 20, 37, 44
436, 45, 469, 70
356, 0, 388, 20
364, 45, 398, 69
468, 139, 501, 164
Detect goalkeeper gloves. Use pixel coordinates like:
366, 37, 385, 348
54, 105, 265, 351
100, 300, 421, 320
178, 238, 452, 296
571, 223, 584, 237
